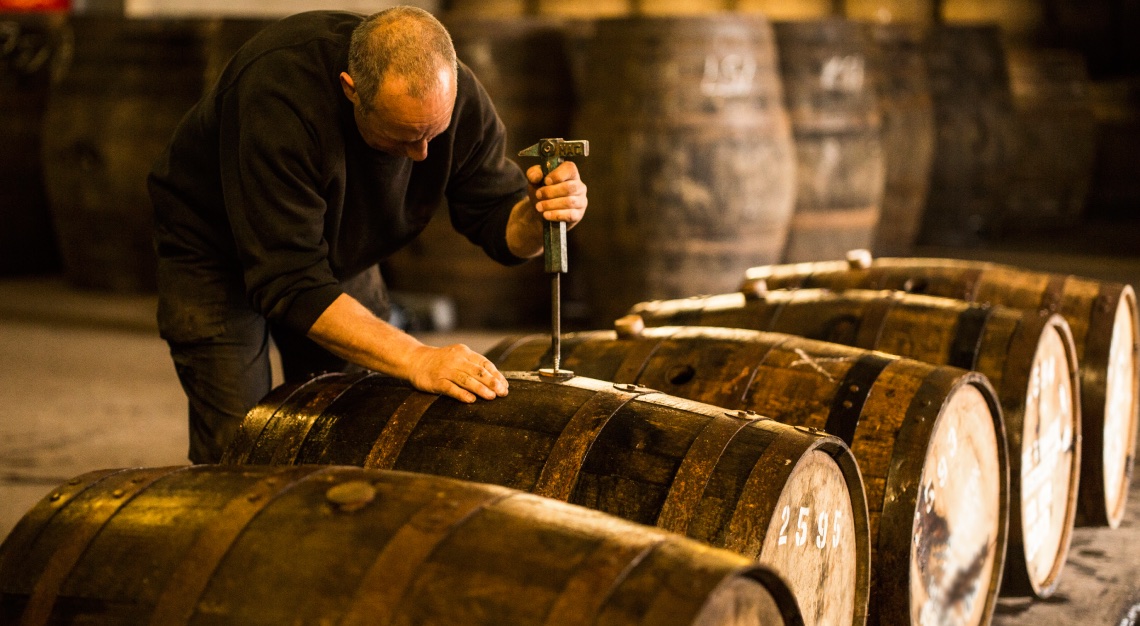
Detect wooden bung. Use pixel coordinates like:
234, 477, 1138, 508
0, 466, 804, 625
223, 372, 870, 626
487, 325, 1009, 626
631, 288, 1081, 599
743, 254, 1139, 529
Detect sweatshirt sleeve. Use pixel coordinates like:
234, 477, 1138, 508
445, 66, 530, 267
216, 49, 343, 333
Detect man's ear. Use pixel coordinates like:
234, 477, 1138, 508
339, 72, 359, 105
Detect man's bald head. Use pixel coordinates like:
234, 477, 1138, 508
346, 7, 457, 109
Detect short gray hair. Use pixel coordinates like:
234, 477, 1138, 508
347, 7, 457, 108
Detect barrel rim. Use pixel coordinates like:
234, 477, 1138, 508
1000, 312, 1082, 598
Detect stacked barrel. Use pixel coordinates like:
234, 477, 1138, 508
617, 250, 1138, 608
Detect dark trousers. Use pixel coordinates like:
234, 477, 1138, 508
159, 264, 389, 464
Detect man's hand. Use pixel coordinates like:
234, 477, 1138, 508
527, 160, 588, 227
308, 294, 508, 404
506, 160, 589, 259
404, 343, 509, 403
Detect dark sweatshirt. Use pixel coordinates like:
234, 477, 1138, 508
148, 11, 528, 337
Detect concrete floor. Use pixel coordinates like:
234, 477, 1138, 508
1, 246, 1139, 623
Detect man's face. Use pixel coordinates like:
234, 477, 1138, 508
341, 68, 455, 161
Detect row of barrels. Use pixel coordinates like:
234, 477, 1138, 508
0, 15, 270, 289
6, 255, 1134, 626
388, 14, 1102, 328
0, 14, 1104, 314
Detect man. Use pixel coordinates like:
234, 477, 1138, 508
148, 7, 588, 463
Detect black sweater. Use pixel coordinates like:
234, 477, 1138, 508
149, 11, 528, 335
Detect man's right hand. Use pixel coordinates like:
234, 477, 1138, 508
308, 293, 510, 404
405, 343, 509, 403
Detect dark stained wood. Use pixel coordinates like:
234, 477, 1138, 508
744, 255, 1140, 529
1003, 48, 1096, 234
490, 325, 1009, 626
0, 466, 804, 626
41, 17, 212, 292
571, 15, 797, 325
774, 19, 886, 263
921, 25, 1016, 246
224, 372, 869, 626
0, 13, 63, 276
632, 288, 1082, 599
867, 23, 935, 256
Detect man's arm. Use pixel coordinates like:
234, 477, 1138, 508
307, 293, 508, 403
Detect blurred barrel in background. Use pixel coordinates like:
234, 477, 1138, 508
921, 25, 1016, 246
382, 18, 571, 329
746, 254, 1140, 529
1086, 79, 1140, 220
1003, 48, 1096, 234
488, 325, 1010, 626
572, 15, 797, 326
0, 12, 63, 276
773, 19, 885, 263
632, 288, 1082, 598
867, 23, 934, 255
41, 17, 210, 292
223, 372, 870, 626
0, 465, 805, 625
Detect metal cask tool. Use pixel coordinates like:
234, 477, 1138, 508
518, 137, 589, 380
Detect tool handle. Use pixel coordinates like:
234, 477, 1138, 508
542, 155, 568, 274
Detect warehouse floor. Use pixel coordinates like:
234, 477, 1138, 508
1, 244, 1139, 624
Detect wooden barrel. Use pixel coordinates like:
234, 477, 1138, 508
632, 288, 1081, 598
41, 17, 211, 292
381, 18, 569, 329
940, 0, 1048, 45
1086, 79, 1140, 220
0, 465, 805, 625
773, 19, 886, 263
487, 325, 1010, 626
736, 0, 835, 20
571, 15, 797, 326
867, 23, 935, 255
921, 25, 1016, 246
843, 0, 937, 27
744, 254, 1139, 529
1003, 47, 1096, 233
223, 372, 870, 626
0, 13, 62, 275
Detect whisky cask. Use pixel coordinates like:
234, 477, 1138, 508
773, 19, 886, 263
223, 371, 869, 626
488, 324, 1009, 626
744, 254, 1139, 528
0, 465, 804, 625
632, 288, 1081, 598
41, 17, 211, 292
571, 15, 797, 325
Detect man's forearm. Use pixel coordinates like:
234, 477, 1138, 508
306, 292, 425, 378
306, 292, 509, 403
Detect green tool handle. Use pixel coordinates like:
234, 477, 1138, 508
543, 155, 568, 275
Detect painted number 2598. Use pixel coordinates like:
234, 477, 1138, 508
777, 505, 843, 549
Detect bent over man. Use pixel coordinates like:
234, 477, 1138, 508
148, 7, 588, 463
